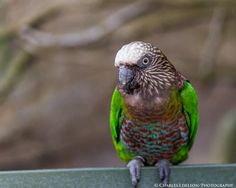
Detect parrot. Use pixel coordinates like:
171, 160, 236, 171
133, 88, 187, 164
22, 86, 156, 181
110, 41, 198, 187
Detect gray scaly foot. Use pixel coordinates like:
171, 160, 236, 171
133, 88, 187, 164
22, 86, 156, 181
127, 156, 145, 188
155, 159, 171, 187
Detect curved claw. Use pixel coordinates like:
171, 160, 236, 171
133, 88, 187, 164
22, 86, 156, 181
156, 160, 171, 187
127, 156, 144, 188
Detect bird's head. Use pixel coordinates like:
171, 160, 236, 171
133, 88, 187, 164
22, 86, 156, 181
114, 41, 177, 97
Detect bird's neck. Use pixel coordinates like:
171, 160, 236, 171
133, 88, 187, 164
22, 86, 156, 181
122, 87, 182, 124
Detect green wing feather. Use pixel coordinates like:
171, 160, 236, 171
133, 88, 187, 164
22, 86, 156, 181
172, 80, 198, 164
110, 88, 134, 163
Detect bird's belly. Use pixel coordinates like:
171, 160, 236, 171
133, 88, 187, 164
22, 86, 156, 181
120, 114, 188, 165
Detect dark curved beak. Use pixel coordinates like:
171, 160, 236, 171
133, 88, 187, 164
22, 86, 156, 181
119, 66, 134, 86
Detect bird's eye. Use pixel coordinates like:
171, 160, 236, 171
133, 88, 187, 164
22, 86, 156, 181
142, 57, 149, 65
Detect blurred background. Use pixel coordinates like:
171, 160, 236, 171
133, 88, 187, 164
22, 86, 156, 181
0, 0, 235, 170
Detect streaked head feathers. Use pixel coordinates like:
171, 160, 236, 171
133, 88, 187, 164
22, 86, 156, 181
115, 41, 161, 67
